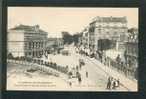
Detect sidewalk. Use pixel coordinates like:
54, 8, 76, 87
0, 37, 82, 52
86, 56, 137, 91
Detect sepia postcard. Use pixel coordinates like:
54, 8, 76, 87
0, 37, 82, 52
7, 7, 138, 91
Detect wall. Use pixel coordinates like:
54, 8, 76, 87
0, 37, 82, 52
7, 30, 25, 57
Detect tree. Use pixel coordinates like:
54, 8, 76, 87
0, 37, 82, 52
7, 53, 14, 59
128, 28, 138, 39
72, 33, 81, 45
128, 28, 135, 34
62, 31, 82, 45
62, 31, 73, 44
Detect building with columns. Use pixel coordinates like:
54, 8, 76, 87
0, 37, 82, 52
7, 24, 48, 58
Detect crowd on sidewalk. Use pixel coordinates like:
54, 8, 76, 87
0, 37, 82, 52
77, 48, 137, 80
75, 47, 133, 90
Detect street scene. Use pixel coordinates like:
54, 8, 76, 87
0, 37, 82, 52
7, 7, 138, 91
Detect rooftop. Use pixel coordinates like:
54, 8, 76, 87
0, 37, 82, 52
48, 37, 63, 41
10, 24, 47, 34
91, 16, 127, 24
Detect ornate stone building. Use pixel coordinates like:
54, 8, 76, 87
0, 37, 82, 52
88, 16, 128, 55
7, 24, 48, 58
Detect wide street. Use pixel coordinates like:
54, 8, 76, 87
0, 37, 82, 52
42, 44, 129, 91
67, 44, 129, 91
7, 44, 130, 91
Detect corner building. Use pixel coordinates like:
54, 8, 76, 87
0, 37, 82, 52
7, 24, 48, 58
88, 16, 128, 55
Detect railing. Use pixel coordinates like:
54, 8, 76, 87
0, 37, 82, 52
78, 49, 137, 80
7, 58, 69, 76
104, 57, 137, 80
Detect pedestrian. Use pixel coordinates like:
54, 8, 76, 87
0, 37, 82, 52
112, 80, 116, 89
116, 54, 121, 64
79, 63, 82, 70
76, 65, 79, 71
68, 71, 72, 79
106, 76, 111, 89
78, 76, 82, 84
117, 79, 120, 87
78, 73, 82, 84
86, 71, 88, 78
69, 80, 72, 87
68, 76, 72, 87
112, 79, 120, 89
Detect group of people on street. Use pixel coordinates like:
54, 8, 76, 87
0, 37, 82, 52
67, 58, 89, 87
106, 76, 120, 90
68, 70, 82, 87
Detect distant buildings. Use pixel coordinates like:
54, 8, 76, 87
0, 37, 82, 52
79, 27, 90, 54
7, 24, 48, 58
46, 38, 64, 53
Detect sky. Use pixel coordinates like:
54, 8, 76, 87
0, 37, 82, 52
8, 7, 138, 38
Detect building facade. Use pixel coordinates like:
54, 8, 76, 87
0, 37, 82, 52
79, 27, 90, 54
7, 24, 48, 58
125, 28, 138, 68
88, 16, 128, 55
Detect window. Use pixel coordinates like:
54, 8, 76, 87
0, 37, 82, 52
29, 42, 31, 49
32, 42, 34, 48
89, 27, 95, 32
29, 52, 31, 55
